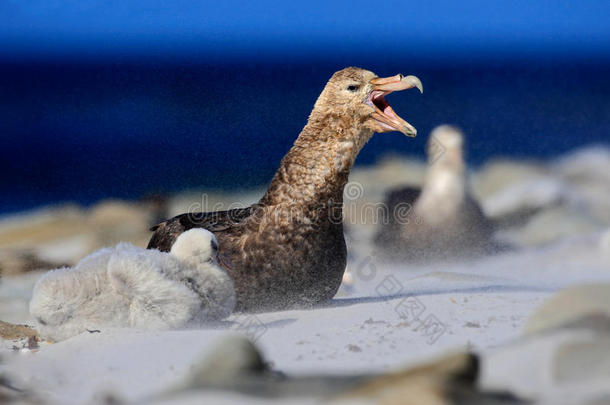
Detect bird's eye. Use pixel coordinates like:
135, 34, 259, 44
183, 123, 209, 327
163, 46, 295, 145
346, 85, 359, 92
210, 239, 218, 251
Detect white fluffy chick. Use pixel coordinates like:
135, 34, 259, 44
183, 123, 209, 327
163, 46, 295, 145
30, 229, 235, 341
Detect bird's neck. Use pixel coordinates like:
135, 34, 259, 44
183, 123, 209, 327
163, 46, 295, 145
260, 113, 373, 213
415, 154, 466, 223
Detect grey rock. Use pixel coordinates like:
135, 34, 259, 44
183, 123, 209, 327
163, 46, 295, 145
554, 338, 610, 383
525, 284, 610, 336
184, 334, 269, 388
159, 335, 523, 405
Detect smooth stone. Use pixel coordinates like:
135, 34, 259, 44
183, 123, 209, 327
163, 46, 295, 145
184, 334, 268, 388
554, 338, 610, 383
525, 284, 610, 336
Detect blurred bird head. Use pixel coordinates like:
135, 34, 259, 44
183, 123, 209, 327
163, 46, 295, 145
427, 125, 465, 172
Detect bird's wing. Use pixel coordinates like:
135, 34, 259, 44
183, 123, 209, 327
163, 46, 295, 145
384, 186, 421, 212
373, 185, 421, 247
147, 206, 254, 252
382, 185, 422, 226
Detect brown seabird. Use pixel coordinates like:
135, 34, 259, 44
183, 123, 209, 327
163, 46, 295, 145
148, 67, 423, 311
374, 125, 496, 263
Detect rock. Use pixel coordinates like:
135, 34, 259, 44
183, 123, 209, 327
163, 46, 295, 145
0, 320, 38, 341
471, 149, 610, 247
0, 271, 42, 324
482, 284, 610, 401
0, 249, 68, 277
0, 320, 38, 353
503, 206, 601, 247
478, 283, 610, 403
554, 338, 610, 383
555, 146, 610, 187
554, 146, 610, 225
0, 205, 92, 269
525, 284, 610, 336
346, 344, 362, 352
161, 335, 520, 404
86, 200, 151, 247
480, 327, 607, 402
340, 351, 522, 405
0, 375, 24, 404
0, 200, 156, 276
470, 159, 548, 202
165, 334, 356, 400
481, 177, 567, 226
183, 334, 269, 388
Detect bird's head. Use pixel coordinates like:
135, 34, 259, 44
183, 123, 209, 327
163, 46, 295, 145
313, 67, 423, 137
427, 125, 465, 171
171, 228, 233, 271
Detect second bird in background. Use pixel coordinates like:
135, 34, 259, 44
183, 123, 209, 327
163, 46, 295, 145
374, 125, 501, 263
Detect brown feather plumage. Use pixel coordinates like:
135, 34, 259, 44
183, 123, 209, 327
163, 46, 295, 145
148, 67, 397, 311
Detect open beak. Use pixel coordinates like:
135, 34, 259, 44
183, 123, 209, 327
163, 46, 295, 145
367, 74, 423, 137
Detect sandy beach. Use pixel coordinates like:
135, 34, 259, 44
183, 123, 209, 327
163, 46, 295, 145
1, 146, 609, 403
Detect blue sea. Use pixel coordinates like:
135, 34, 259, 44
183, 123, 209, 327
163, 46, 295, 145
1, 58, 609, 215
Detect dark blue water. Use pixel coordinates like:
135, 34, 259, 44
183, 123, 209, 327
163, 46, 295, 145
1, 59, 609, 215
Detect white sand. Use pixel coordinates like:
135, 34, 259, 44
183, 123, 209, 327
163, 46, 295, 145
1, 146, 610, 403
1, 230, 609, 404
